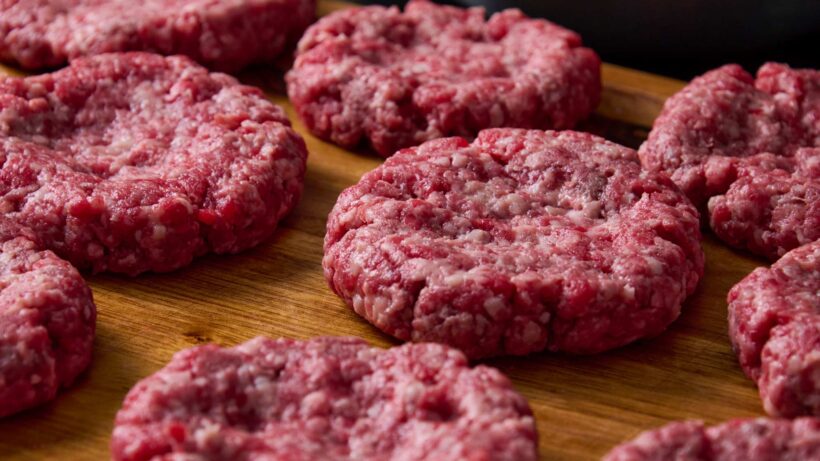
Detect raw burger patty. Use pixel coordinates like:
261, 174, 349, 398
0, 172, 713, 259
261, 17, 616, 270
110, 336, 537, 461
324, 129, 704, 359
0, 0, 316, 72
728, 240, 820, 417
0, 52, 307, 276
286, 0, 600, 157
0, 217, 96, 418
603, 417, 820, 461
639, 63, 819, 260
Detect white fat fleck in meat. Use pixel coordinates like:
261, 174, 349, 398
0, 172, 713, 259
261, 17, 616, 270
621, 284, 636, 301
463, 229, 490, 243
300, 390, 331, 417
451, 152, 469, 168
432, 156, 451, 167
643, 256, 664, 275
483, 296, 506, 319
403, 258, 442, 282
152, 224, 167, 240
492, 193, 528, 218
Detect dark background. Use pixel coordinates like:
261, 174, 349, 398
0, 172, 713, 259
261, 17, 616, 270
360, 0, 819, 80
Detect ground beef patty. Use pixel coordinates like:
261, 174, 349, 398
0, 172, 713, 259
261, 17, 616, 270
286, 0, 600, 157
0, 217, 96, 418
0, 0, 315, 72
603, 417, 820, 461
0, 52, 307, 275
708, 148, 819, 261
324, 129, 704, 359
728, 240, 820, 418
110, 336, 537, 461
639, 63, 819, 260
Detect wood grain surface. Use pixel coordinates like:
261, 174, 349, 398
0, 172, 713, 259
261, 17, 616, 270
0, 2, 769, 460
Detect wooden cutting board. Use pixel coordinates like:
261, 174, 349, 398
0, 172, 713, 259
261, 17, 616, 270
0, 1, 768, 459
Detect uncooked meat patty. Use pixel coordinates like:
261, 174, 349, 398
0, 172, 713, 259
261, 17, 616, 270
708, 148, 819, 261
602, 417, 820, 461
323, 129, 704, 359
286, 0, 600, 157
0, 52, 307, 275
0, 0, 316, 72
728, 240, 820, 418
110, 336, 537, 461
639, 63, 819, 260
0, 217, 96, 418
